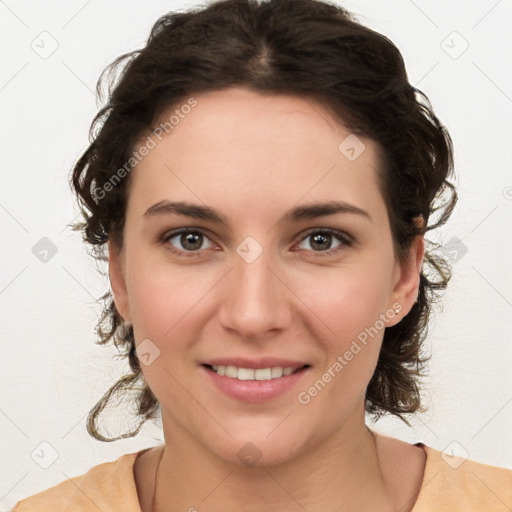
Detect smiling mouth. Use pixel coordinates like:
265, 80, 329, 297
203, 364, 310, 381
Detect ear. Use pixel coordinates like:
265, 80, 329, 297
108, 241, 132, 323
386, 217, 425, 327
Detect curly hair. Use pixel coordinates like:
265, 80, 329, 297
71, 0, 457, 441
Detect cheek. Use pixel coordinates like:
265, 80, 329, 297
127, 261, 212, 339
124, 256, 214, 400
293, 261, 392, 340
298, 295, 385, 416
293, 267, 390, 394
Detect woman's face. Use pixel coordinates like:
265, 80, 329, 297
109, 86, 423, 465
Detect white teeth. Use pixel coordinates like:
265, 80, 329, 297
271, 367, 282, 378
238, 368, 255, 380
225, 365, 238, 378
255, 368, 271, 380
209, 365, 302, 380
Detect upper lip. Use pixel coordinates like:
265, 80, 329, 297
202, 357, 309, 370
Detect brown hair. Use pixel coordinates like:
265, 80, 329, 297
71, 0, 457, 441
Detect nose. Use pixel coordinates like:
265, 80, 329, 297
218, 243, 293, 340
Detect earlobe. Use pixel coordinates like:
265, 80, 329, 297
108, 241, 132, 323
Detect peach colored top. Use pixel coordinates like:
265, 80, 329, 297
12, 443, 512, 511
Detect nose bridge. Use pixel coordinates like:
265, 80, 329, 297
219, 238, 290, 337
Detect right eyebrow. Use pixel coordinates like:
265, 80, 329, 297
143, 200, 229, 224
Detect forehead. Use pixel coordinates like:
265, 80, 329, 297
128, 87, 387, 226
152, 87, 364, 164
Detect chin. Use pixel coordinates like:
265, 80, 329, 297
207, 426, 311, 469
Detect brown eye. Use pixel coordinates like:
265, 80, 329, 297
162, 229, 214, 255
178, 232, 203, 251
295, 229, 353, 257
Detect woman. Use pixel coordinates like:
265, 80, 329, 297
13, 0, 512, 510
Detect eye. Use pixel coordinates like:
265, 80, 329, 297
161, 227, 353, 258
162, 229, 215, 257
294, 228, 353, 257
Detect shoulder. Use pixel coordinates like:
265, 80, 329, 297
413, 443, 512, 511
11, 448, 151, 512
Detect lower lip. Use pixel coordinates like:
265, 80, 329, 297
201, 365, 310, 403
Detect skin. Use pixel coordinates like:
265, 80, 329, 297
109, 86, 426, 511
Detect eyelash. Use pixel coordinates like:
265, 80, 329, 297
160, 228, 354, 259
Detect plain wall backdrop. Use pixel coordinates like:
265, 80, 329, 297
1, 0, 511, 509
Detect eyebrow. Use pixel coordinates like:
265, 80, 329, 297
143, 200, 372, 225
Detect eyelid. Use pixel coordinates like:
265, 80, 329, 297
296, 227, 354, 245
161, 227, 219, 255
160, 226, 354, 257
292, 227, 354, 257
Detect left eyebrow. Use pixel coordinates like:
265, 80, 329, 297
143, 199, 372, 225
281, 200, 372, 223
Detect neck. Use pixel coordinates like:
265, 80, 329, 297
151, 415, 397, 512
